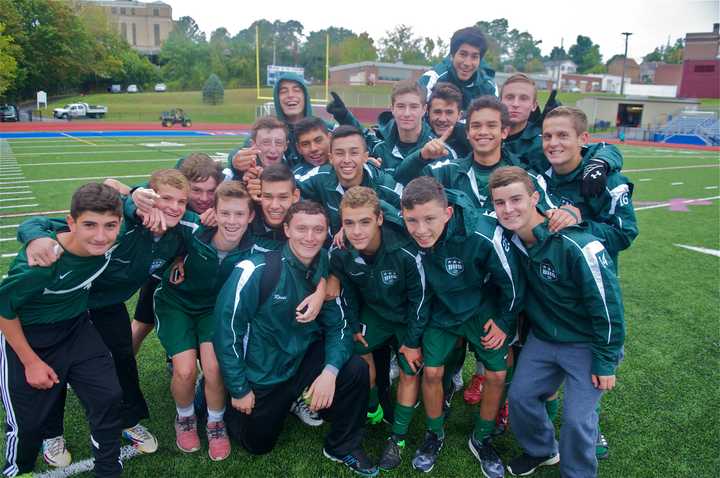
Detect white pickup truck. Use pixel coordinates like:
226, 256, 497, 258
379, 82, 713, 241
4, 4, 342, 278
53, 103, 108, 119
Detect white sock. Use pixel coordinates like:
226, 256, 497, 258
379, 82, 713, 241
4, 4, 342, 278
207, 407, 225, 423
176, 403, 195, 418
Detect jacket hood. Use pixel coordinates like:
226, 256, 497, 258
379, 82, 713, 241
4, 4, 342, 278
273, 72, 313, 122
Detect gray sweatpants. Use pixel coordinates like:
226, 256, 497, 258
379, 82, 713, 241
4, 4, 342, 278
508, 332, 604, 478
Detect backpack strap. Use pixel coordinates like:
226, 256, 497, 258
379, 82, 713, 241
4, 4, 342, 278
258, 250, 282, 306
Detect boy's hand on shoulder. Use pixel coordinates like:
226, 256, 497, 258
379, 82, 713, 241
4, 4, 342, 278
27, 237, 62, 267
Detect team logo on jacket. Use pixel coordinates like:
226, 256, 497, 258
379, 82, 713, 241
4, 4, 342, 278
381, 270, 399, 285
148, 259, 166, 274
445, 257, 464, 277
540, 260, 558, 281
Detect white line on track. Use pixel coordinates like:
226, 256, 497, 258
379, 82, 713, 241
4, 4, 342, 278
0, 203, 38, 209
19, 158, 177, 167
635, 195, 720, 211
0, 174, 147, 185
624, 164, 720, 173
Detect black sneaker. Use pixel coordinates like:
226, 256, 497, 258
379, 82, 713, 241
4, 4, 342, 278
378, 436, 405, 471
323, 447, 379, 477
507, 452, 559, 476
468, 434, 504, 478
411, 431, 444, 473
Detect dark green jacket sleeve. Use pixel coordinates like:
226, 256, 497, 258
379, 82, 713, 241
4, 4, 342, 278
213, 260, 263, 399
16, 217, 66, 244
394, 150, 443, 185
585, 176, 638, 257
317, 297, 353, 372
374, 170, 403, 209
328, 250, 361, 334
475, 225, 524, 335
571, 242, 625, 376
400, 248, 431, 348
584, 143, 624, 173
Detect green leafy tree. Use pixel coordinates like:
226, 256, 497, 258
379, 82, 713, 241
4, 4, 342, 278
568, 35, 603, 73
202, 73, 224, 104
549, 46, 569, 61
301, 27, 355, 80
159, 20, 210, 89
0, 22, 18, 97
379, 25, 426, 65
422, 37, 448, 65
336, 33, 377, 64
643, 39, 684, 64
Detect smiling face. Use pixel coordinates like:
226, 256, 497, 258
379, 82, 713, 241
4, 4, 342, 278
254, 127, 288, 167
215, 196, 254, 244
278, 80, 305, 122
284, 212, 327, 266
402, 199, 453, 249
452, 43, 481, 81
66, 211, 122, 256
341, 205, 383, 253
542, 116, 588, 174
188, 177, 217, 214
492, 181, 539, 232
428, 98, 460, 137
297, 128, 330, 167
501, 81, 537, 129
154, 184, 189, 228
261, 179, 300, 227
330, 134, 368, 187
391, 92, 426, 134
466, 107, 508, 159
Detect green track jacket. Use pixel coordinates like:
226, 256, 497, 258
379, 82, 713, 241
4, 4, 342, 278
15, 197, 198, 308
296, 164, 403, 234
418, 57, 498, 110
507, 222, 625, 376
329, 208, 429, 348
214, 244, 351, 399
419, 190, 523, 333
537, 151, 638, 262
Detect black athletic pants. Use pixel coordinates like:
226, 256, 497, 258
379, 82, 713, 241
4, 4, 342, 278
44, 303, 150, 437
133, 277, 160, 325
0, 314, 122, 477
226, 339, 369, 457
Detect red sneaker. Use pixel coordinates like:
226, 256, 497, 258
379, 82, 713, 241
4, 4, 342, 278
206, 420, 231, 461
463, 374, 485, 405
174, 415, 200, 453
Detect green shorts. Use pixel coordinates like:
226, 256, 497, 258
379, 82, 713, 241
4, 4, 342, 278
353, 307, 417, 376
423, 317, 508, 371
153, 287, 215, 357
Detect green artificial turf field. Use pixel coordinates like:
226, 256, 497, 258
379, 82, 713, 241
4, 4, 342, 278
0, 136, 718, 477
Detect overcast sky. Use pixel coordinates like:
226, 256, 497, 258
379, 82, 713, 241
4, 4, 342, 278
165, 0, 719, 62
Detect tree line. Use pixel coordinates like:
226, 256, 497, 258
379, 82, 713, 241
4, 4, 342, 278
0, 1, 686, 100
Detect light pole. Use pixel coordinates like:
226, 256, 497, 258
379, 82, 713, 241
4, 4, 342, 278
620, 32, 633, 96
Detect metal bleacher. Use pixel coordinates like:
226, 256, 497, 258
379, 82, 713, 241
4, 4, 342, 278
657, 111, 720, 146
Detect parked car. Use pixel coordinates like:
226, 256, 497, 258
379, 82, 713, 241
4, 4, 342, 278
110, 84, 122, 93
0, 104, 19, 122
154, 83, 167, 92
53, 103, 107, 119
127, 84, 139, 93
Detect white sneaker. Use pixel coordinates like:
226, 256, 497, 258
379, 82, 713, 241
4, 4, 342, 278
452, 370, 464, 392
123, 423, 159, 453
290, 397, 324, 427
42, 435, 72, 468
